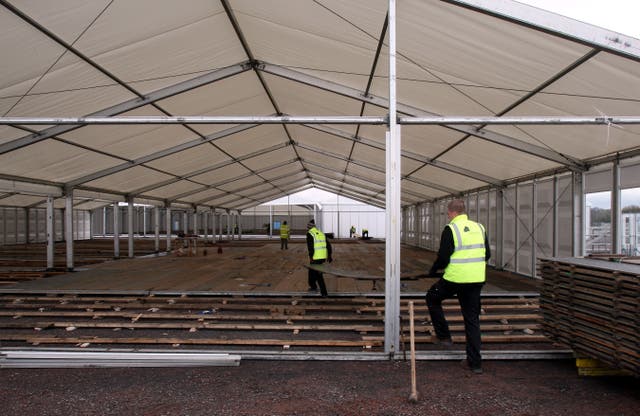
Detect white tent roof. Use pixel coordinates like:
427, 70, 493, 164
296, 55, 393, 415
1, 0, 640, 211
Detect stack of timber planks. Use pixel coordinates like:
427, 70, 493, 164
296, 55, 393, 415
539, 257, 640, 376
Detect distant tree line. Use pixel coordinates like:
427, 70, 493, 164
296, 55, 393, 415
590, 205, 640, 225
590, 207, 610, 224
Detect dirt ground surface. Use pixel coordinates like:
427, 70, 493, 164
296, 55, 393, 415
1, 359, 638, 416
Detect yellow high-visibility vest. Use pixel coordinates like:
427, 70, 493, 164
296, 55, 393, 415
444, 214, 486, 283
308, 227, 328, 260
280, 224, 290, 239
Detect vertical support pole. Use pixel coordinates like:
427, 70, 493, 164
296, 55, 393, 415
532, 179, 537, 278
154, 206, 160, 252
102, 206, 107, 237
24, 207, 30, 244
336, 194, 340, 239
46, 196, 54, 270
128, 198, 134, 258
142, 206, 147, 237
553, 176, 558, 257
497, 189, 504, 269
212, 209, 217, 242
183, 211, 188, 235
572, 171, 585, 257
238, 212, 243, 240
89, 210, 94, 240
165, 205, 172, 251
64, 189, 74, 271
226, 211, 232, 240
113, 202, 120, 259
612, 159, 621, 254
193, 207, 199, 237
219, 211, 223, 241
203, 210, 209, 243
384, 0, 401, 356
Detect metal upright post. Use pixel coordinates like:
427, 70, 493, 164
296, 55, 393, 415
384, 0, 401, 356
193, 207, 199, 237
572, 172, 585, 257
612, 159, 621, 254
65, 189, 74, 271
128, 198, 134, 258
46, 196, 54, 270
203, 210, 209, 243
165, 205, 172, 251
113, 202, 120, 259
154, 206, 160, 252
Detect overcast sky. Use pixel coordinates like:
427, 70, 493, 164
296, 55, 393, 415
518, 0, 640, 38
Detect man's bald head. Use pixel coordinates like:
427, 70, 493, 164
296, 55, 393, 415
447, 199, 466, 218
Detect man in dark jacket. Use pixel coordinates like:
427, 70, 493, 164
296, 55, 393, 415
306, 219, 332, 297
426, 199, 491, 374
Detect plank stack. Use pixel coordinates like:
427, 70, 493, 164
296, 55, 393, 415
539, 257, 639, 375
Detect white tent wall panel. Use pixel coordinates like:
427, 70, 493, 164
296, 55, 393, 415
501, 187, 517, 272
290, 126, 354, 154
0, 140, 122, 183
191, 163, 250, 185
234, 1, 381, 75
241, 146, 299, 172
63, 109, 199, 159
621, 157, 640, 189
544, 53, 640, 103
585, 164, 613, 193
404, 173, 578, 278
555, 175, 574, 257
488, 190, 498, 268
0, 194, 46, 207
535, 179, 555, 259
298, 148, 347, 171
402, 205, 417, 246
441, 136, 559, 180
83, 5, 244, 84
156, 72, 267, 118
397, 1, 589, 91
0, 206, 88, 245
260, 74, 363, 117
147, 180, 209, 200
8, 86, 134, 118
214, 125, 290, 158
85, 165, 173, 192
0, 126, 26, 145
516, 183, 533, 277
260, 164, 304, 181
400, 125, 466, 156
145, 144, 231, 177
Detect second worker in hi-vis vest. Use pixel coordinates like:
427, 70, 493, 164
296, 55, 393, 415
426, 199, 491, 375
306, 219, 332, 297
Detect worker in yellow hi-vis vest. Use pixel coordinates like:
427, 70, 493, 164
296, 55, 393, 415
280, 221, 290, 250
306, 219, 332, 297
426, 199, 491, 375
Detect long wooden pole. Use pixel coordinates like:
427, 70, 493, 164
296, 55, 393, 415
408, 301, 418, 402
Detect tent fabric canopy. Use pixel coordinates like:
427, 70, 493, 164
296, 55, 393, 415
1, 0, 640, 211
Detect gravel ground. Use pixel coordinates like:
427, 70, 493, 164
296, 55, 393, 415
1, 359, 638, 416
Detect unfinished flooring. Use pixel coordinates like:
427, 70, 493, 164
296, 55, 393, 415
0, 237, 539, 294
0, 238, 556, 356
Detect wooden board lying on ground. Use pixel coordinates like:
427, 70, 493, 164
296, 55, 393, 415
305, 264, 427, 281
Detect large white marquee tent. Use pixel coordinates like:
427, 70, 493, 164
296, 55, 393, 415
2, 0, 640, 352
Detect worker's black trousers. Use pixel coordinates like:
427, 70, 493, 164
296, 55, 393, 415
308, 259, 328, 296
426, 278, 484, 369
